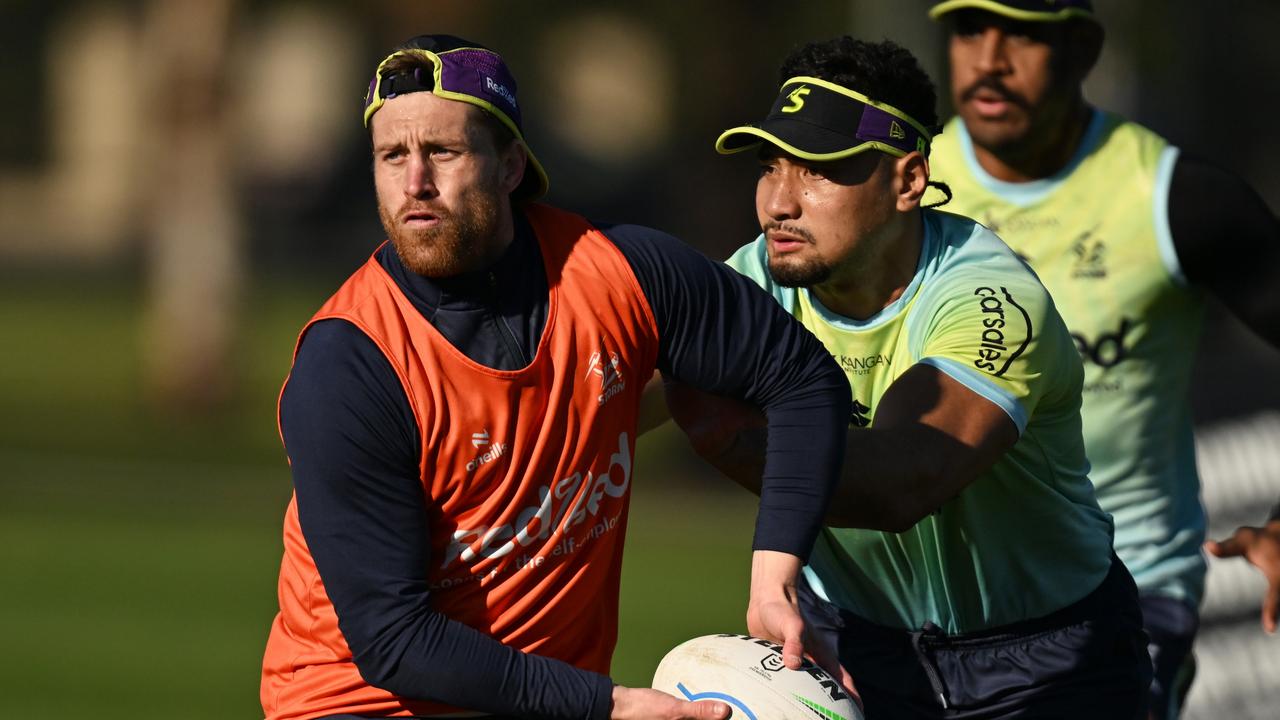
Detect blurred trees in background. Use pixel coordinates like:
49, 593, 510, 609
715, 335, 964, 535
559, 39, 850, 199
2, 0, 1277, 417
0, 3, 1277, 717
140, 0, 240, 412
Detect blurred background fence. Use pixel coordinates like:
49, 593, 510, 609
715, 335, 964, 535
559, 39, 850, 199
1, 1, 1276, 717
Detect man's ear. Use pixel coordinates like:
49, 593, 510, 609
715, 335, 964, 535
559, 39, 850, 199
895, 152, 929, 212
499, 140, 528, 195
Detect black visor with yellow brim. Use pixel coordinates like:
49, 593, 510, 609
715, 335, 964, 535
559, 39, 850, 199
716, 76, 934, 162
928, 0, 1097, 23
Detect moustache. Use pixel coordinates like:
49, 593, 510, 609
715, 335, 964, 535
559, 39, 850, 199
961, 77, 1027, 108
762, 221, 815, 243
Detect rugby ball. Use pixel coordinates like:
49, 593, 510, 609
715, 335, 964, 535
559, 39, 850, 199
651, 633, 862, 720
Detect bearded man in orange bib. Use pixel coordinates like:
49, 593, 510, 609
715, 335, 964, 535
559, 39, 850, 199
259, 35, 852, 720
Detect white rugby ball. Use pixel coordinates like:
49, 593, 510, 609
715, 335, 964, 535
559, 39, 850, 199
651, 633, 862, 720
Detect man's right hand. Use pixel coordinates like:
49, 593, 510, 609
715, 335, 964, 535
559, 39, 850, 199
610, 686, 730, 720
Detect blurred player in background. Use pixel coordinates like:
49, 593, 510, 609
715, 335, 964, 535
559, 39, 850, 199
260, 33, 851, 720
664, 36, 1151, 719
924, 1, 1280, 715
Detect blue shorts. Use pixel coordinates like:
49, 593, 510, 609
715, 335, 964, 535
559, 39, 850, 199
1139, 594, 1199, 720
801, 556, 1152, 719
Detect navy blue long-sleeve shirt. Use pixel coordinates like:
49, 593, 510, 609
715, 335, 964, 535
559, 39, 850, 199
279, 209, 850, 720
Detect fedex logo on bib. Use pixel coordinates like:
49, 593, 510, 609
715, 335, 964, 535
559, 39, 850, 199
441, 431, 632, 572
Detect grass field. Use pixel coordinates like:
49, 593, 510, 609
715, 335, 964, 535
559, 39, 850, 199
0, 276, 759, 717
11, 273, 1276, 718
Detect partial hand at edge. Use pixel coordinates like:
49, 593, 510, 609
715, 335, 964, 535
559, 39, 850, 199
610, 686, 729, 720
1205, 519, 1280, 633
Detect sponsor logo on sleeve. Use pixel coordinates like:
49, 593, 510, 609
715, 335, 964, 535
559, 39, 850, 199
973, 286, 1032, 377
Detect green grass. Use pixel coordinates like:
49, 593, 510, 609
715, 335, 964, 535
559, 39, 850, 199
0, 278, 758, 716
2, 451, 287, 718
613, 445, 759, 685
0, 275, 303, 463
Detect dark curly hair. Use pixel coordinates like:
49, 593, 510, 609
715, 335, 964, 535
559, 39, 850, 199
779, 37, 941, 135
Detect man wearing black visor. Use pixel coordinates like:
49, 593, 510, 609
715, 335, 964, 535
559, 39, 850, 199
661, 36, 1152, 718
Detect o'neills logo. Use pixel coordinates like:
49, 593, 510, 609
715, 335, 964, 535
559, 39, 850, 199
972, 286, 1032, 377
466, 441, 509, 473
442, 431, 633, 569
